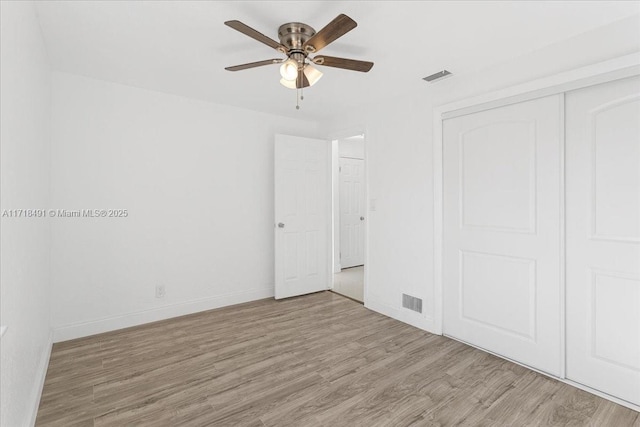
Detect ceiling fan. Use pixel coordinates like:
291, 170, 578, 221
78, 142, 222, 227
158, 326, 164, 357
224, 14, 373, 107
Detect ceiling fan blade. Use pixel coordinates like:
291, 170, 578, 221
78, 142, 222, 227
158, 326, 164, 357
225, 20, 287, 52
303, 14, 357, 53
312, 55, 373, 72
296, 68, 310, 89
225, 59, 283, 72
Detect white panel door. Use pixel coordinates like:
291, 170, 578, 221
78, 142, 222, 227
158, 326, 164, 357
339, 158, 365, 268
275, 134, 329, 299
443, 95, 563, 376
566, 76, 640, 406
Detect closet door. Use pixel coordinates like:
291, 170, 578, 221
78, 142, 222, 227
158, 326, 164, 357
566, 76, 640, 406
443, 95, 563, 376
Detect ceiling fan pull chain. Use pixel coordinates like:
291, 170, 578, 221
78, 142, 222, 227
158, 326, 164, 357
296, 88, 300, 110
300, 86, 304, 101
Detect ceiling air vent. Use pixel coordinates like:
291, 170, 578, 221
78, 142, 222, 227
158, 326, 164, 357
402, 294, 423, 313
422, 70, 452, 83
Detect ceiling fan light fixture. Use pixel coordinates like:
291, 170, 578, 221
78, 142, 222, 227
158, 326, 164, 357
279, 78, 297, 89
303, 65, 323, 87
224, 14, 374, 107
279, 59, 299, 81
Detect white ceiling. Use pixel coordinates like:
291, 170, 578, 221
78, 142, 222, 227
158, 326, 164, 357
35, 1, 639, 119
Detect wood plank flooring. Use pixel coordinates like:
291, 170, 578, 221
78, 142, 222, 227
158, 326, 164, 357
36, 292, 639, 426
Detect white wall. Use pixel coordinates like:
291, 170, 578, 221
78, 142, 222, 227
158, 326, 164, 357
0, 2, 53, 426
321, 14, 640, 332
50, 72, 320, 341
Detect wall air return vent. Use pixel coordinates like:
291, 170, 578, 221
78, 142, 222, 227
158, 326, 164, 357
402, 294, 423, 313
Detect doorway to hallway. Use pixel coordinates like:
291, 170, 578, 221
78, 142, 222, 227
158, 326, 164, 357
331, 134, 366, 303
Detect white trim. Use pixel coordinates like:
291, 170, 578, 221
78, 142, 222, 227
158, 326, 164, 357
433, 52, 640, 336
52, 287, 273, 342
327, 126, 367, 142
563, 379, 640, 413
362, 129, 370, 306
558, 93, 567, 379
331, 139, 341, 275
446, 334, 640, 412
326, 138, 334, 291
28, 330, 53, 427
440, 53, 640, 120
0, 325, 7, 338
433, 110, 444, 335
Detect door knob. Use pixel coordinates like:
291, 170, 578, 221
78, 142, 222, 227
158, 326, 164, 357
360, 216, 365, 221
277, 222, 285, 228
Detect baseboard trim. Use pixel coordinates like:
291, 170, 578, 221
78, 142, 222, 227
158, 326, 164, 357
28, 329, 53, 426
365, 295, 437, 334
53, 286, 274, 342
562, 379, 640, 413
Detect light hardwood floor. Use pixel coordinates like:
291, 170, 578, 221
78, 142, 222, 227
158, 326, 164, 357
37, 292, 639, 426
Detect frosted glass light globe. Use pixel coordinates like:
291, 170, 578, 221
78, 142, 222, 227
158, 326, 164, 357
280, 59, 298, 81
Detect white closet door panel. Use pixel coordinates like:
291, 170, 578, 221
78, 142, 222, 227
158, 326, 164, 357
443, 95, 563, 376
566, 76, 640, 406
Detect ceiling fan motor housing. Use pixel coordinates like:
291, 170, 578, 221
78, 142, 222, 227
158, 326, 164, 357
278, 22, 316, 55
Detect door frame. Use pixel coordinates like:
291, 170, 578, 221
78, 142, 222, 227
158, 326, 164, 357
328, 127, 369, 303
432, 53, 640, 411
